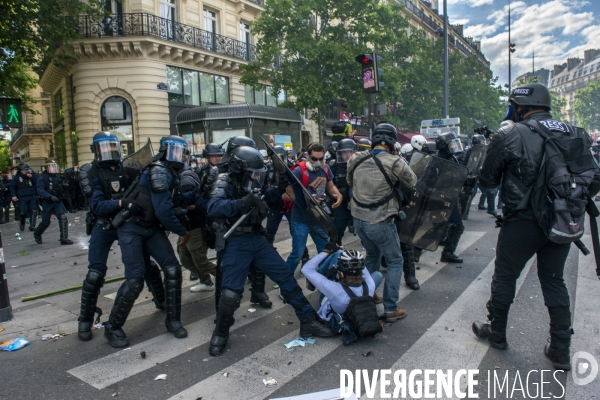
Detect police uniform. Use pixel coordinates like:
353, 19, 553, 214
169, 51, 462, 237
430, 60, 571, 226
35, 168, 72, 244
206, 146, 333, 356
329, 156, 353, 244
0, 176, 12, 223
10, 169, 38, 231
76, 160, 166, 341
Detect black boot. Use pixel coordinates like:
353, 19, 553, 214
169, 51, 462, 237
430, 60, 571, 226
4, 208, 9, 223
144, 261, 166, 311
302, 247, 310, 264
19, 213, 26, 231
545, 307, 573, 370
33, 220, 50, 244
441, 224, 464, 263
401, 243, 419, 290
104, 279, 144, 348
78, 270, 105, 341
250, 266, 272, 308
300, 313, 334, 339
413, 247, 422, 264
58, 214, 73, 245
472, 299, 510, 350
210, 288, 241, 356
163, 265, 187, 338
28, 211, 37, 231
214, 257, 223, 314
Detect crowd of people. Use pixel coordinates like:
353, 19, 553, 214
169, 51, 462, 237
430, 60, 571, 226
8, 83, 597, 373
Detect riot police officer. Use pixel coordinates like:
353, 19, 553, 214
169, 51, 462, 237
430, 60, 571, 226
435, 132, 465, 263
34, 160, 72, 245
206, 146, 333, 356
265, 145, 292, 246
356, 138, 371, 151
104, 135, 192, 348
473, 83, 600, 370
197, 143, 224, 181
10, 163, 38, 232
411, 135, 427, 153
329, 138, 356, 244
0, 175, 11, 224
77, 132, 166, 342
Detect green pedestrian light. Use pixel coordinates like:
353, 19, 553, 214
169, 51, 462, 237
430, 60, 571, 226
0, 98, 23, 129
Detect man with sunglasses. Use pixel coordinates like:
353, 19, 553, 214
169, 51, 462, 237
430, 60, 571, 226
285, 142, 343, 273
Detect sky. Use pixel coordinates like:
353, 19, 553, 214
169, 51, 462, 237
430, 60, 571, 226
444, 0, 600, 87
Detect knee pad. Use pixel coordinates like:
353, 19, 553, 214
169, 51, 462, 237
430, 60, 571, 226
163, 264, 182, 287
59, 214, 68, 223
84, 270, 105, 288
219, 288, 242, 313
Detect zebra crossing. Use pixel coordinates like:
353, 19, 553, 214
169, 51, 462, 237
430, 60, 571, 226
56, 225, 600, 399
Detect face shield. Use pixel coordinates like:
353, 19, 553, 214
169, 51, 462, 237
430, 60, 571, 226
445, 138, 464, 154
46, 163, 59, 174
164, 140, 189, 164
241, 168, 267, 193
336, 149, 355, 163
94, 139, 122, 162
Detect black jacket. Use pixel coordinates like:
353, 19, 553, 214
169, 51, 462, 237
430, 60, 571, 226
480, 112, 600, 219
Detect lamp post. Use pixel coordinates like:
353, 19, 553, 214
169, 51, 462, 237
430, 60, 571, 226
508, 0, 515, 92
443, 0, 449, 119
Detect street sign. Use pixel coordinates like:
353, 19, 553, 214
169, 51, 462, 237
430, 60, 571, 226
0, 98, 23, 129
420, 117, 460, 127
420, 117, 460, 139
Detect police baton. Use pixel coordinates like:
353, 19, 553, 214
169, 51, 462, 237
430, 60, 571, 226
0, 227, 13, 322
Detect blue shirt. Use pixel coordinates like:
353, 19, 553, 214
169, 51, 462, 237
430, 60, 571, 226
290, 164, 332, 224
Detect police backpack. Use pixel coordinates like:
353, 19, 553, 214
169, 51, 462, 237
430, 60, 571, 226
342, 282, 383, 338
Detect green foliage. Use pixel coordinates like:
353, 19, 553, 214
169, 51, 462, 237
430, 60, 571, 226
0, 140, 12, 171
0, 0, 115, 102
573, 79, 600, 132
20, 250, 31, 256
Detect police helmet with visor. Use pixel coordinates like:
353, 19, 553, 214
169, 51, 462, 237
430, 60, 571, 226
45, 159, 59, 174
273, 145, 287, 162
435, 132, 463, 155
91, 131, 122, 165
357, 138, 372, 150
471, 134, 486, 146
17, 163, 30, 171
229, 146, 267, 193
337, 138, 357, 163
159, 135, 189, 170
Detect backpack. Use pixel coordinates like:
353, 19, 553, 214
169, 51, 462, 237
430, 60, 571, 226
516, 119, 598, 244
341, 282, 383, 338
291, 161, 331, 187
331, 121, 347, 134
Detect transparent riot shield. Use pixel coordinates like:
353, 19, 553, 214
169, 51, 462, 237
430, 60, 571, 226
398, 152, 468, 251
122, 138, 154, 181
260, 137, 337, 243
458, 145, 488, 218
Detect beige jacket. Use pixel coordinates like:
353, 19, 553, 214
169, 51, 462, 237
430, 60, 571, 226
347, 150, 417, 223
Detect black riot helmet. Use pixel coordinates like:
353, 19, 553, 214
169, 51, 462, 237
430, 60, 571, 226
337, 138, 357, 163
371, 123, 397, 148
357, 138, 372, 150
202, 143, 224, 158
504, 83, 552, 122
17, 163, 30, 171
91, 131, 122, 166
335, 250, 366, 277
436, 132, 464, 155
229, 146, 267, 193
471, 134, 486, 146
158, 135, 189, 170
327, 141, 339, 156
272, 145, 287, 162
225, 136, 256, 156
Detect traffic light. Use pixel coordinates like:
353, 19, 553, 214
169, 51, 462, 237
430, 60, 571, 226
509, 43, 516, 53
0, 98, 23, 129
355, 53, 384, 93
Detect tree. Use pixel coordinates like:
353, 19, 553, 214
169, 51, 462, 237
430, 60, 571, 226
573, 79, 600, 132
0, 140, 12, 171
240, 0, 414, 124
0, 0, 113, 104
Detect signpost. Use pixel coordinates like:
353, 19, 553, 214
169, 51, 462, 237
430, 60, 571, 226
420, 117, 460, 139
0, 98, 23, 130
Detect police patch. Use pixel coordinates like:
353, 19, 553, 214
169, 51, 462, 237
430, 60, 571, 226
111, 181, 120, 192
539, 119, 569, 133
513, 88, 532, 96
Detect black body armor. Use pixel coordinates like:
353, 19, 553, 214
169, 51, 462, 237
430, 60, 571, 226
43, 172, 64, 197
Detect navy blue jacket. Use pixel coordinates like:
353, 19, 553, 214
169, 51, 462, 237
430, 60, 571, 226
89, 164, 122, 218
207, 183, 284, 221
11, 172, 37, 198
36, 173, 64, 201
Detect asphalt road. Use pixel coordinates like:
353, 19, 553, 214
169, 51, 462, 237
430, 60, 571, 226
0, 207, 598, 400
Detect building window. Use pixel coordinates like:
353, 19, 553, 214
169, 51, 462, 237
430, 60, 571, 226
101, 96, 134, 157
204, 9, 218, 50
239, 21, 252, 61
48, 139, 55, 158
54, 91, 64, 123
71, 132, 79, 166
244, 85, 286, 106
54, 130, 67, 168
167, 66, 229, 106
160, 0, 177, 39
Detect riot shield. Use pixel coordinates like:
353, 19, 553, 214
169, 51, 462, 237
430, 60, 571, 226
260, 137, 337, 244
458, 145, 488, 218
398, 152, 468, 251
122, 138, 154, 181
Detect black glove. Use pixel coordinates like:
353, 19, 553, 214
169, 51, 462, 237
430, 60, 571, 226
242, 192, 260, 209
122, 197, 144, 216
277, 172, 291, 191
325, 266, 339, 281
49, 195, 60, 202
324, 241, 339, 254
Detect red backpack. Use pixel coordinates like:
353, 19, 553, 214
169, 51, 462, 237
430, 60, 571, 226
291, 161, 331, 187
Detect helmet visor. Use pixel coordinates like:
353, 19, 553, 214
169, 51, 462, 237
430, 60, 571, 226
336, 149, 355, 163
446, 138, 464, 154
46, 164, 59, 174
241, 169, 267, 193
94, 139, 122, 162
164, 140, 189, 164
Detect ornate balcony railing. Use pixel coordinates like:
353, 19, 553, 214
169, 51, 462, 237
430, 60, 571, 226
77, 13, 258, 63
247, 0, 265, 6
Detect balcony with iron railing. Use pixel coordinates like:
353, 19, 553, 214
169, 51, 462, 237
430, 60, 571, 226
10, 124, 53, 146
77, 13, 262, 63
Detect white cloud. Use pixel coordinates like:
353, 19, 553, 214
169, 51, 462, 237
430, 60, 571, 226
448, 0, 494, 6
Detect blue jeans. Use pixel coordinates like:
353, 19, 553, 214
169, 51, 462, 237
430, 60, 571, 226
354, 218, 403, 314
286, 220, 328, 273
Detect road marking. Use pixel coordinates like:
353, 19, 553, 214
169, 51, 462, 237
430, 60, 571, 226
166, 232, 487, 400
